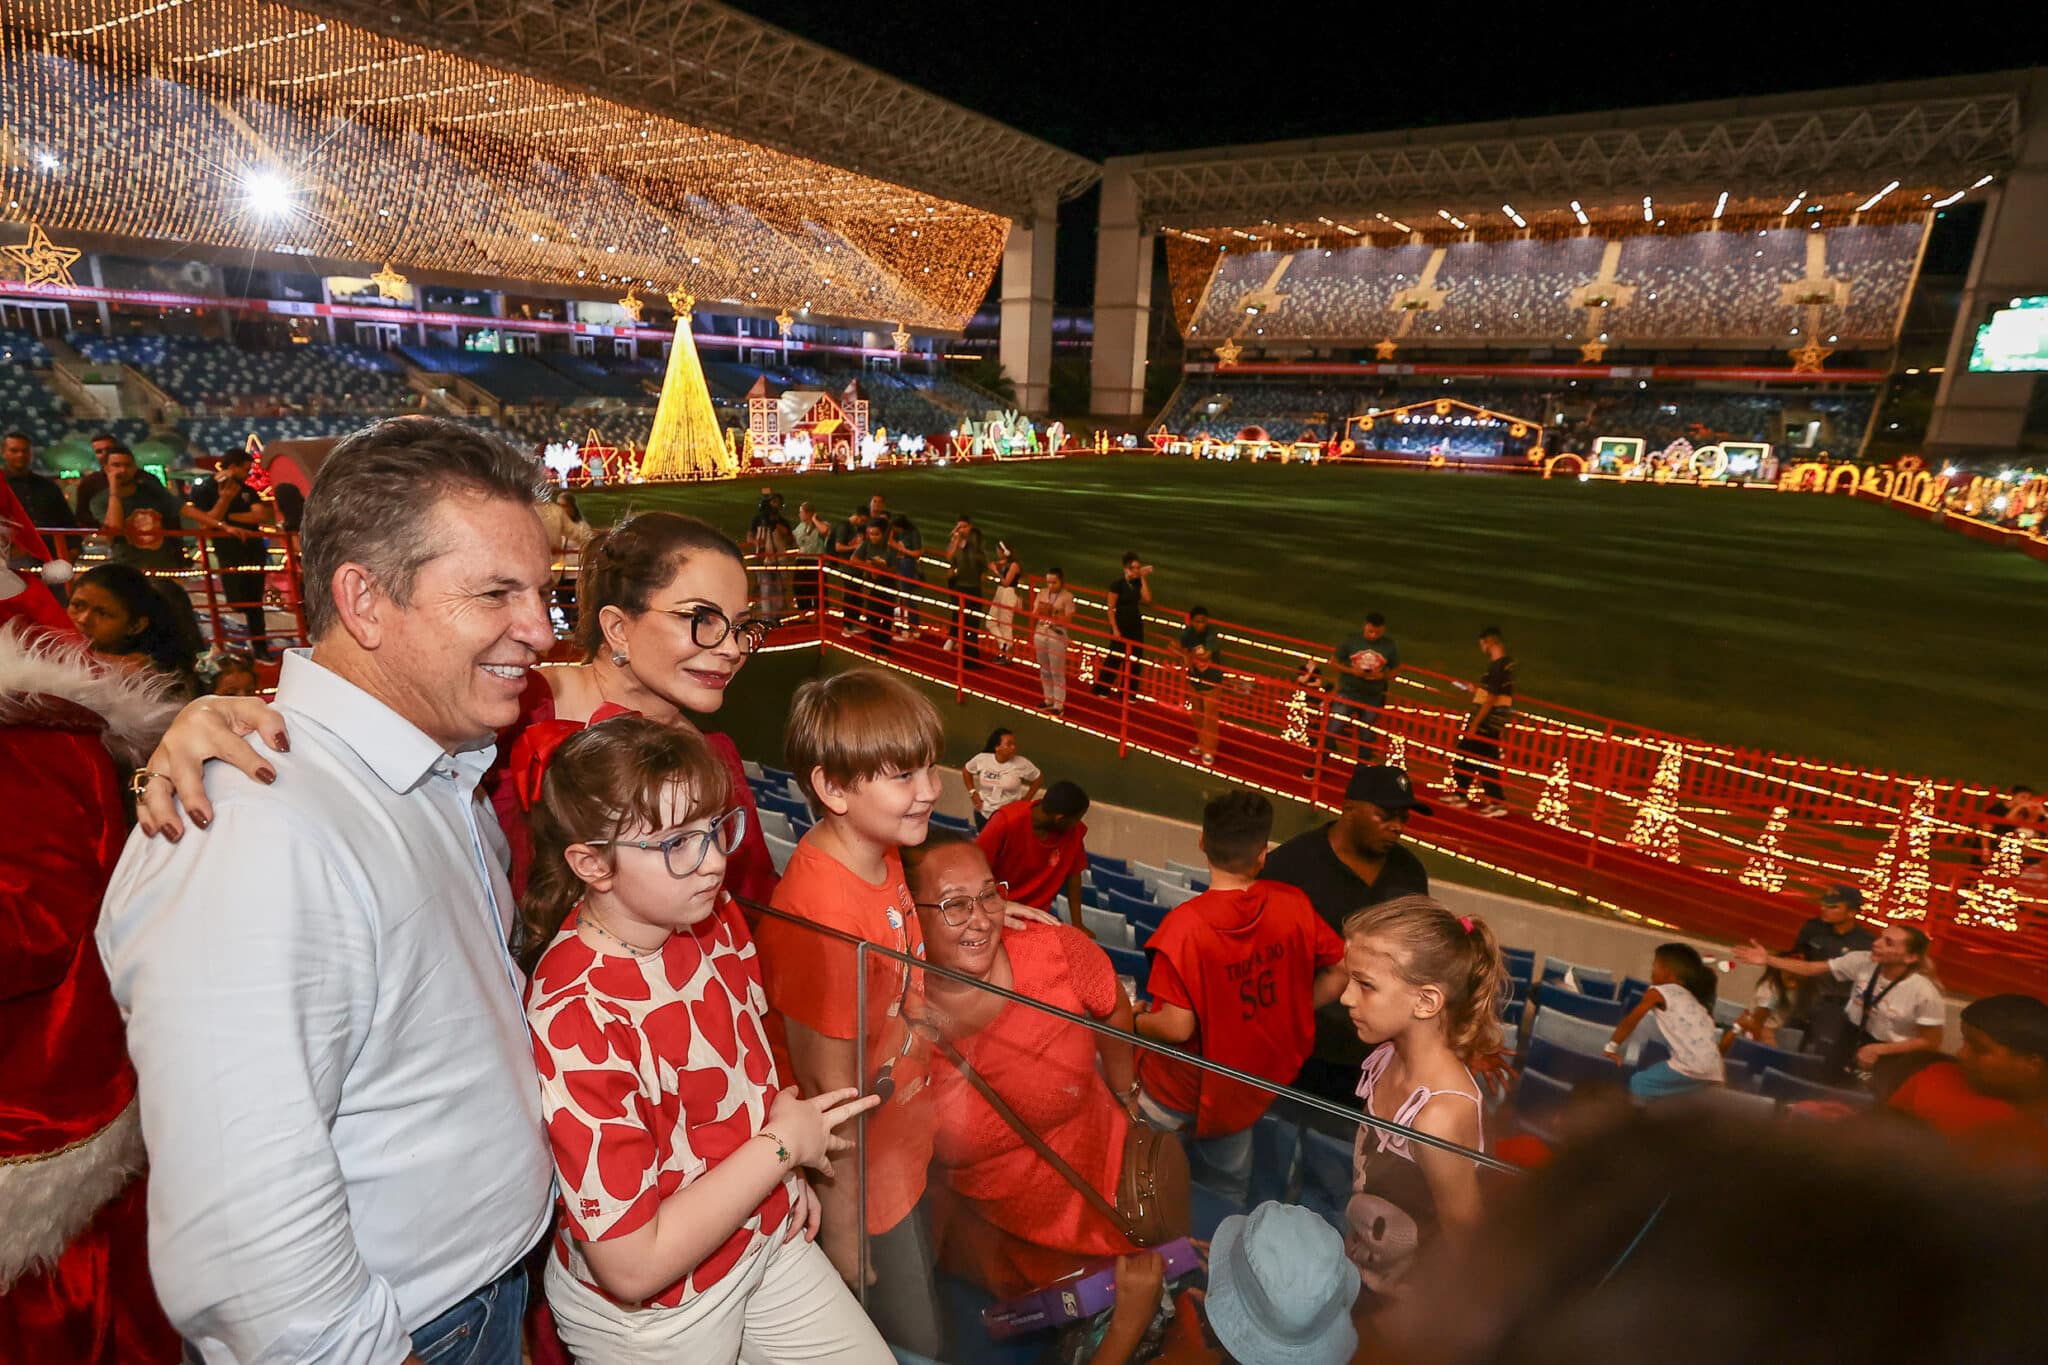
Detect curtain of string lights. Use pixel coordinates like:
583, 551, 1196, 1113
1, 0, 1009, 330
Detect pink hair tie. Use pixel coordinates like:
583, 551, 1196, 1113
1458, 915, 1475, 933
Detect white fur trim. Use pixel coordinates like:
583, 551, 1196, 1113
0, 1099, 146, 1290
0, 621, 180, 766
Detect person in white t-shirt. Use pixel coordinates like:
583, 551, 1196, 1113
1738, 923, 1944, 1094
961, 726, 1042, 832
1607, 943, 1726, 1100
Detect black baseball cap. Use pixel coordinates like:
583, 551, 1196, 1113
1344, 765, 1432, 816
1819, 884, 1864, 910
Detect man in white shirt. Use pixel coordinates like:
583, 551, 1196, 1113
98, 417, 558, 1364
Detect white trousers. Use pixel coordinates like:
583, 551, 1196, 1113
545, 1231, 893, 1365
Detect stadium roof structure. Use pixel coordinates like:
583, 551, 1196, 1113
285, 0, 1102, 217
1117, 70, 2033, 238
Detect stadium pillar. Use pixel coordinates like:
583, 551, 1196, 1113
1925, 70, 2048, 458
1000, 193, 1057, 416
1090, 165, 1152, 421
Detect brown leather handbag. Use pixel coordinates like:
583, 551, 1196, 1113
939, 1037, 1191, 1247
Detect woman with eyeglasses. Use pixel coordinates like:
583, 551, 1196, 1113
131, 511, 783, 906
518, 717, 890, 1364
901, 830, 1144, 1298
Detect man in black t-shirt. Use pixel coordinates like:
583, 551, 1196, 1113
1176, 604, 1219, 662
1448, 624, 1516, 817
1263, 764, 1433, 1107
183, 449, 274, 657
1325, 610, 1400, 765
1096, 550, 1151, 697
1787, 883, 1878, 1058
3, 431, 72, 533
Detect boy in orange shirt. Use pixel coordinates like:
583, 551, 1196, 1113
753, 669, 1053, 1357
1136, 789, 1348, 1202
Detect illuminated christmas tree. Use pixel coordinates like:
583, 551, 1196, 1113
1535, 758, 1573, 830
1954, 828, 2026, 932
1863, 781, 1935, 921
1739, 805, 1790, 893
1383, 734, 1407, 770
1282, 687, 1313, 745
641, 292, 735, 480
1627, 744, 1684, 862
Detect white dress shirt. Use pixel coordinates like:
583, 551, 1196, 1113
98, 651, 553, 1364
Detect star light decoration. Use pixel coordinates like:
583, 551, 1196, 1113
1789, 339, 1833, 372
890, 323, 911, 353
3, 223, 82, 288
775, 308, 794, 337
1214, 338, 1243, 367
1374, 338, 1399, 361
369, 261, 408, 300
668, 286, 696, 319
617, 286, 644, 324
1578, 339, 1608, 364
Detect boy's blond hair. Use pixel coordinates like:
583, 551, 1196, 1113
785, 668, 944, 810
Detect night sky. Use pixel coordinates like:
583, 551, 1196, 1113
723, 2, 2047, 305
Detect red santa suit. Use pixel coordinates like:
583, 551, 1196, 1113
0, 490, 181, 1362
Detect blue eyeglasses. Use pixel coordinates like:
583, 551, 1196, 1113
587, 808, 748, 877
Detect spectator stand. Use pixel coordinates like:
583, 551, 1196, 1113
735, 558, 2047, 1000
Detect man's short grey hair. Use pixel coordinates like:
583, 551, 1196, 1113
300, 416, 548, 639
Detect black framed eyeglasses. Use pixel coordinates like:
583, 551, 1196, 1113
912, 879, 1010, 928
588, 808, 749, 877
651, 603, 771, 654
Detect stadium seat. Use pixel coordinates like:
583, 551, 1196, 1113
1103, 943, 1148, 987
1092, 869, 1152, 902
753, 809, 795, 844
1525, 1037, 1625, 1088
741, 759, 764, 780
1107, 890, 1168, 932
1080, 905, 1134, 947
761, 765, 793, 785
1621, 976, 1650, 999
1528, 1009, 1613, 1056
1088, 854, 1131, 877
1727, 1038, 1830, 1083
927, 812, 973, 835
1542, 960, 1616, 993
763, 834, 796, 875
1510, 1069, 1573, 1144
1532, 983, 1628, 1027
1774, 1027, 1805, 1053
1129, 860, 1182, 890
1756, 1067, 1873, 1109
1166, 859, 1206, 882
1712, 998, 1749, 1029
1153, 882, 1200, 910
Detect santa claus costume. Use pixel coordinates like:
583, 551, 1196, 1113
0, 488, 181, 1362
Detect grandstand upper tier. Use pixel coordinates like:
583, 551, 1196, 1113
0, 0, 1095, 333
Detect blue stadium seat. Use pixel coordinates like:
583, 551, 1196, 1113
1107, 890, 1168, 931
1092, 869, 1152, 902
1103, 943, 1148, 985
1525, 1037, 1626, 1088
1578, 978, 1620, 1001
1532, 983, 1628, 1026
927, 812, 973, 834
1088, 854, 1131, 876
1542, 961, 1617, 993
1727, 1038, 1831, 1084
1757, 1067, 1873, 1108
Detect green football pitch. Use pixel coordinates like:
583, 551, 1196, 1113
579, 457, 2045, 787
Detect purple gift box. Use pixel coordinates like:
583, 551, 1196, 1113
981, 1237, 1200, 1340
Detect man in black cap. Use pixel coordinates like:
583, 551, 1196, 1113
1786, 883, 1877, 1059
1262, 764, 1433, 1105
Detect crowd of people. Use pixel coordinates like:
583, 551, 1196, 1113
5, 415, 2047, 1365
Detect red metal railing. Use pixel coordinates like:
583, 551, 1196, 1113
749, 555, 2045, 999
42, 524, 310, 662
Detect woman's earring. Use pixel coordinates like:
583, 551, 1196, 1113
611, 651, 629, 667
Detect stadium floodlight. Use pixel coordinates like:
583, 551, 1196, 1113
1501, 203, 1527, 228
1857, 180, 1901, 212
1642, 196, 1654, 222
1569, 200, 1589, 226
1437, 209, 1467, 229
1933, 190, 1966, 208
34, 151, 59, 172
1972, 174, 1995, 188
1712, 192, 1729, 219
243, 170, 293, 220
1782, 190, 1807, 215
